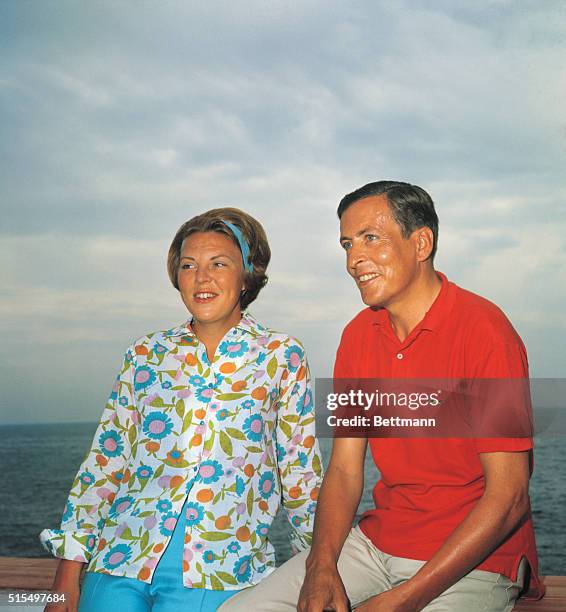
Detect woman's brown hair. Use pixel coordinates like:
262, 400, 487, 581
167, 207, 271, 310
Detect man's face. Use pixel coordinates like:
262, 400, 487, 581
339, 195, 420, 309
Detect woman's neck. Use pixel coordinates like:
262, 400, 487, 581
192, 311, 242, 361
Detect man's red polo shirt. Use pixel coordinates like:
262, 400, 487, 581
334, 272, 544, 599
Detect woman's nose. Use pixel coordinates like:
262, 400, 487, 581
195, 265, 212, 283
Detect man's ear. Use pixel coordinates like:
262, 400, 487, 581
414, 227, 434, 262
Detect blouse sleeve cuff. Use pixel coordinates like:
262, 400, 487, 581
39, 528, 97, 563
289, 528, 313, 554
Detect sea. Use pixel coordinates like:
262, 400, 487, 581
0, 423, 564, 575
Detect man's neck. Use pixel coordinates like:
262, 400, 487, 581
387, 269, 442, 342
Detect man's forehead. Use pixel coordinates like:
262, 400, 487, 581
340, 197, 396, 232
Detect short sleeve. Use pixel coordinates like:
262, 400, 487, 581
469, 334, 534, 454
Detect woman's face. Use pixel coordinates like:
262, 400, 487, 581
177, 231, 245, 330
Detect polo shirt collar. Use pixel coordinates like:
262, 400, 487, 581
372, 271, 455, 340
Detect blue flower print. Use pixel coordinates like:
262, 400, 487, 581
242, 399, 255, 410
284, 344, 304, 373
203, 550, 215, 564
298, 452, 308, 468
308, 502, 317, 514
234, 555, 252, 583
297, 389, 313, 415
134, 365, 157, 391
185, 477, 196, 493
103, 544, 132, 570
255, 523, 270, 537
157, 499, 172, 513
62, 501, 74, 522
270, 388, 279, 401
185, 501, 205, 526
235, 476, 245, 496
162, 380, 172, 389
79, 470, 95, 486
109, 496, 135, 518
43, 540, 54, 555
196, 460, 224, 484
243, 414, 264, 442
119, 396, 129, 406
143, 412, 174, 440
276, 443, 286, 462
196, 386, 215, 403
256, 352, 267, 365
292, 516, 302, 527
159, 512, 178, 536
219, 340, 249, 358
216, 408, 229, 421
99, 430, 124, 458
227, 541, 241, 554
85, 534, 96, 551
136, 465, 153, 479
258, 471, 275, 499
189, 375, 206, 387
153, 342, 167, 354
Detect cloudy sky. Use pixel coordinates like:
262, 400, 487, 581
1, 1, 565, 424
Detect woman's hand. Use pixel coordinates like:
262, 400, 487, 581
44, 559, 84, 612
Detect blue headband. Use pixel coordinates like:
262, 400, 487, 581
221, 220, 254, 273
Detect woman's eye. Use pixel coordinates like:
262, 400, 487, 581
180, 263, 195, 270
214, 262, 226, 268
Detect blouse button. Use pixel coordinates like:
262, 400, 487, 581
396, 352, 403, 360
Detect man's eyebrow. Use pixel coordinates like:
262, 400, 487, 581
340, 226, 377, 242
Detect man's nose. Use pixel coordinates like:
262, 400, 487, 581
347, 243, 366, 271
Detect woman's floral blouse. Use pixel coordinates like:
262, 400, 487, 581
40, 313, 323, 590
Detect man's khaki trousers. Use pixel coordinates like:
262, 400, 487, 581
219, 525, 524, 612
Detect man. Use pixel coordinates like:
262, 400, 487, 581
221, 181, 544, 611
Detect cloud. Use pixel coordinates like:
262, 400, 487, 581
1, 1, 565, 422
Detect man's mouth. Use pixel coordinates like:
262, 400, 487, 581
194, 292, 218, 303
357, 272, 380, 285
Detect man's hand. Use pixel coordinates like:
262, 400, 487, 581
354, 587, 417, 612
296, 437, 367, 611
298, 562, 350, 612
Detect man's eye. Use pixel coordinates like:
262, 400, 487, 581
214, 262, 226, 268
341, 241, 352, 251
366, 234, 377, 242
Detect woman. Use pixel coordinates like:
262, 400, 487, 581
41, 208, 323, 611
